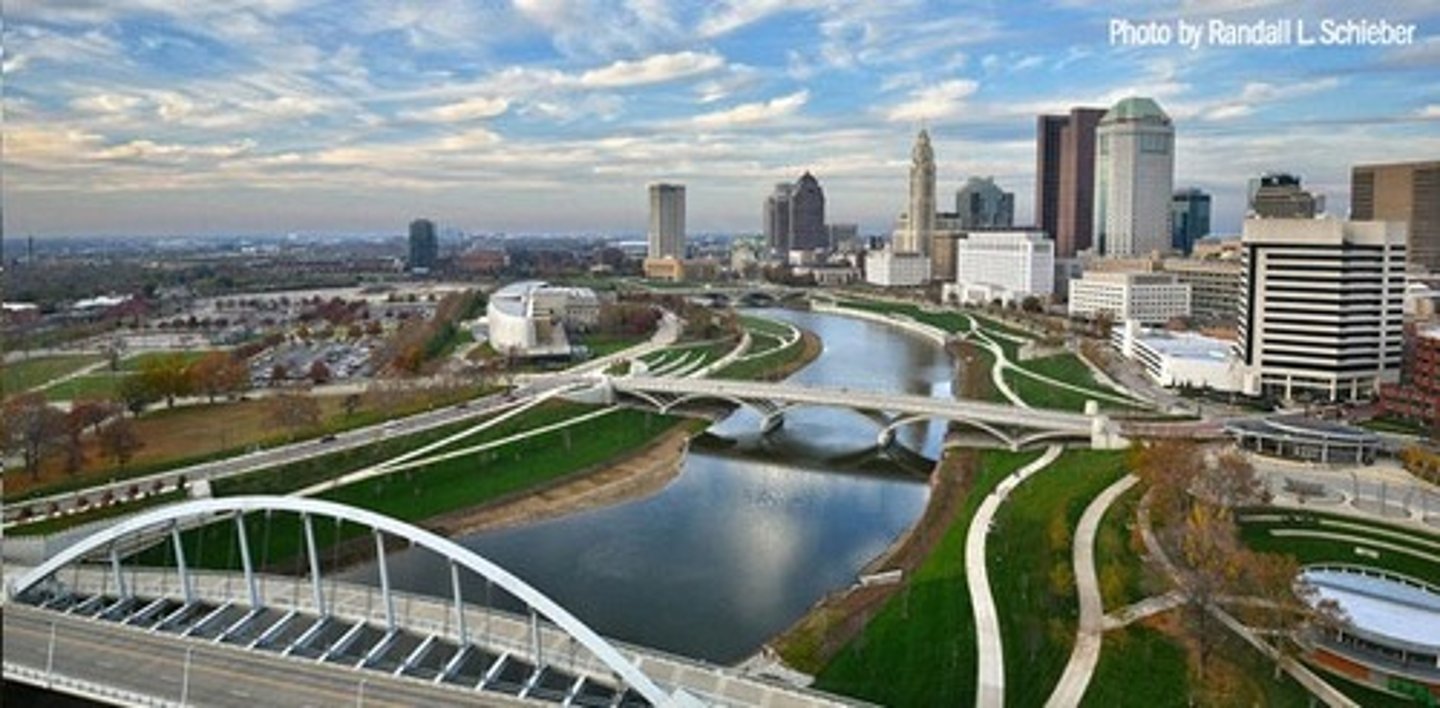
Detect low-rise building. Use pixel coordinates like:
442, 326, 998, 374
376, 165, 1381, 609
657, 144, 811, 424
864, 250, 931, 287
1379, 325, 1440, 427
1112, 320, 1244, 391
486, 281, 599, 358
1162, 256, 1242, 324
1068, 271, 1190, 324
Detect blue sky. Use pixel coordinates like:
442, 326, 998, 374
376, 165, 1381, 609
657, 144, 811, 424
5, 0, 1439, 238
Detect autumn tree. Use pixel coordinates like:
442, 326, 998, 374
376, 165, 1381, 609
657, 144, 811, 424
267, 390, 321, 439
2, 393, 69, 480
137, 353, 194, 408
1193, 449, 1269, 508
189, 351, 250, 402
98, 417, 143, 469
308, 360, 331, 385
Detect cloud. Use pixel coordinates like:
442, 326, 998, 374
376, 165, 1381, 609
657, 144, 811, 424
403, 96, 511, 123
698, 0, 817, 37
512, 0, 682, 58
1420, 105, 1440, 119
692, 90, 809, 128
577, 51, 725, 88
885, 80, 979, 123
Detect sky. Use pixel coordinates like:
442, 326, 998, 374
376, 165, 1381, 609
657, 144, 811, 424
4, 0, 1439, 238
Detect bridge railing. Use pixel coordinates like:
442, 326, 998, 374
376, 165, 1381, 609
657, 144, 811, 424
4, 661, 177, 707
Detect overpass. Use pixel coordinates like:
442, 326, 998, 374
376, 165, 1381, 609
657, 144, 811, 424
601, 375, 1125, 450
5, 496, 859, 708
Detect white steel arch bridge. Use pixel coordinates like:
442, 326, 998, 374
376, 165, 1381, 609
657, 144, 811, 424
6, 497, 744, 707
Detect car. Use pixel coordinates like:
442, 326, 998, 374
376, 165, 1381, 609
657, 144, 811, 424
319, 434, 338, 443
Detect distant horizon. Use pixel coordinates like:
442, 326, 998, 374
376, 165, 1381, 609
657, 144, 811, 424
6, 1, 1437, 238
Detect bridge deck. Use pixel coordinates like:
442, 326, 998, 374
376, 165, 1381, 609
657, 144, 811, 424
9, 565, 861, 708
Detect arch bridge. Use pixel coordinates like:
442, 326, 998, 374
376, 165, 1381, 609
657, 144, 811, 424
605, 376, 1125, 451
6, 497, 739, 707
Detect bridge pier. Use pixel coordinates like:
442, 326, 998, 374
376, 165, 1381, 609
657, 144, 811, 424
1090, 414, 1129, 450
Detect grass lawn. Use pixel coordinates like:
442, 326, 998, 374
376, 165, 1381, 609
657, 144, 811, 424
1094, 483, 1153, 613
740, 314, 794, 338
151, 407, 691, 570
1081, 619, 1191, 707
811, 449, 1042, 707
2, 354, 103, 395
579, 332, 648, 358
6, 384, 492, 502
715, 331, 819, 381
1359, 415, 1430, 436
118, 350, 221, 371
988, 449, 1129, 708
41, 372, 130, 402
641, 339, 736, 368
963, 311, 1036, 342
1237, 514, 1440, 582
1326, 670, 1434, 707
832, 298, 969, 334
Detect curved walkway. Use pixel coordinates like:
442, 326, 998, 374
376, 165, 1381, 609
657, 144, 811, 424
1046, 473, 1140, 707
967, 443, 1063, 707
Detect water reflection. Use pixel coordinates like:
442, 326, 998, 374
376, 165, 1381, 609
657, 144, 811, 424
343, 309, 951, 663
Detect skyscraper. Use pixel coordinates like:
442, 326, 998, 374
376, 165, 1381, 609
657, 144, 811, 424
1036, 107, 1106, 257
789, 172, 827, 251
1094, 97, 1175, 257
897, 128, 935, 255
763, 183, 794, 254
647, 183, 686, 259
1170, 188, 1212, 255
1351, 160, 1440, 271
408, 218, 438, 272
1249, 173, 1321, 219
955, 176, 1015, 229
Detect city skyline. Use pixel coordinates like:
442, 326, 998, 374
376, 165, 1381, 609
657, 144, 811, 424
5, 1, 1439, 238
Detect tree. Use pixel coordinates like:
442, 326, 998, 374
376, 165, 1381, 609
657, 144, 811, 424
308, 360, 332, 385
137, 353, 193, 408
267, 390, 321, 439
1129, 439, 1206, 524
98, 417, 143, 470
2, 393, 69, 480
1194, 449, 1269, 508
189, 351, 249, 402
342, 393, 362, 418
117, 374, 157, 415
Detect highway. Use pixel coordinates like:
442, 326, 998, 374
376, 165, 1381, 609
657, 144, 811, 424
3, 604, 536, 707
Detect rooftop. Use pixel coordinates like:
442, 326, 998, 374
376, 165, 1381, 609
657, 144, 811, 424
1303, 566, 1440, 654
1101, 96, 1170, 125
1137, 331, 1233, 362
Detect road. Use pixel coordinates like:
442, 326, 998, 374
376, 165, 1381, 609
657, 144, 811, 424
966, 444, 1063, 707
3, 379, 577, 528
3, 604, 535, 707
1046, 474, 1139, 707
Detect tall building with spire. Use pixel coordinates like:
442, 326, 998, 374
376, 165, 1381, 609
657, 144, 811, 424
898, 128, 936, 255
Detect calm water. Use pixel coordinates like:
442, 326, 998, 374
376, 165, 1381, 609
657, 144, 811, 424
344, 309, 952, 663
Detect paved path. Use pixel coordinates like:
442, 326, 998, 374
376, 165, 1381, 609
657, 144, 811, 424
966, 443, 1063, 707
1046, 473, 1139, 707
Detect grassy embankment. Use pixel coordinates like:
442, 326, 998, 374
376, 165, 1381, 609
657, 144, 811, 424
987, 449, 1129, 707
805, 449, 1041, 706
1237, 509, 1440, 583
1, 354, 103, 395
6, 384, 492, 503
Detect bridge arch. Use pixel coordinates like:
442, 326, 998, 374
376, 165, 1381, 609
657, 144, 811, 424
8, 496, 681, 706
879, 412, 1017, 450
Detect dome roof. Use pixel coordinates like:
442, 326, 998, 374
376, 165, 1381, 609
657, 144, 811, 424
1102, 96, 1170, 124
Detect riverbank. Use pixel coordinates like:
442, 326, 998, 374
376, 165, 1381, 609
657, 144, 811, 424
768, 447, 982, 674
425, 423, 700, 536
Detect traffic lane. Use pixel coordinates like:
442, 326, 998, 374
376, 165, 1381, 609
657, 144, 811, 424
4, 606, 527, 707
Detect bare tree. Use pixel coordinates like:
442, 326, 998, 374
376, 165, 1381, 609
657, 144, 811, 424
2, 393, 69, 480
98, 417, 143, 470
267, 390, 322, 439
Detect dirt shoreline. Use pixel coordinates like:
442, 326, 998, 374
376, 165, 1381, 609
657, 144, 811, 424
424, 424, 697, 537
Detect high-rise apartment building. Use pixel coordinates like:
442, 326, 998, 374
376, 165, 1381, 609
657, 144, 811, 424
408, 218, 438, 272
1351, 160, 1440, 271
1036, 107, 1106, 258
955, 177, 1014, 229
647, 183, 686, 259
1170, 188, 1211, 256
1248, 173, 1321, 219
763, 183, 794, 255
790, 172, 827, 251
1094, 97, 1175, 257
1237, 218, 1407, 401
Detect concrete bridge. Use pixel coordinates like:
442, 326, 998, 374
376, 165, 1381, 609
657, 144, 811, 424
596, 375, 1126, 451
4, 496, 860, 708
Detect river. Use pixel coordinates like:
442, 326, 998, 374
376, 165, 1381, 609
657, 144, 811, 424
344, 309, 952, 664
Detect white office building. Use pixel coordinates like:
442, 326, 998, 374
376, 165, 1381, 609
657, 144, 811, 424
865, 250, 931, 287
1068, 271, 1191, 324
950, 231, 1054, 305
1094, 97, 1174, 257
486, 281, 600, 358
1237, 218, 1407, 401
1112, 320, 1244, 392
648, 183, 686, 259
